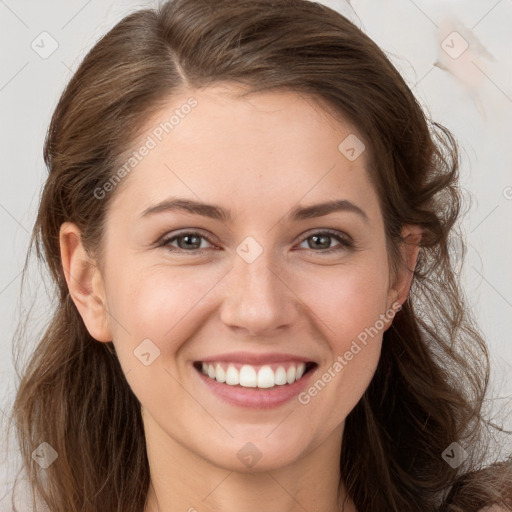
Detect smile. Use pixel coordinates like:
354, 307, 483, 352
193, 361, 317, 389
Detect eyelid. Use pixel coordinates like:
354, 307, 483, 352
298, 227, 352, 243
158, 227, 355, 255
157, 228, 217, 249
295, 228, 354, 253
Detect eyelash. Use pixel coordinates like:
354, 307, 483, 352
158, 229, 354, 255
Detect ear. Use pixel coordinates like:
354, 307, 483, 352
59, 222, 112, 342
386, 224, 422, 311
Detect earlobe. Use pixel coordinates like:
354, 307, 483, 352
59, 222, 112, 342
387, 224, 422, 311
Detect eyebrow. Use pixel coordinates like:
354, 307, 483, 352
139, 197, 369, 224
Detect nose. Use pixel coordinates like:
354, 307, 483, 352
219, 247, 300, 338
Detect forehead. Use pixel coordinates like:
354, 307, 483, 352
109, 85, 380, 224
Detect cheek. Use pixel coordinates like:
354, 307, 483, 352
105, 262, 227, 357
291, 256, 390, 413
295, 256, 391, 348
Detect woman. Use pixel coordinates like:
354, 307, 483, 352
8, 0, 512, 511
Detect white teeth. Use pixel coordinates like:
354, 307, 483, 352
199, 361, 311, 388
239, 365, 257, 387
225, 364, 239, 385
215, 363, 226, 383
274, 366, 287, 385
257, 365, 274, 388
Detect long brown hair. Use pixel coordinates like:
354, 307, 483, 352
8, 0, 512, 510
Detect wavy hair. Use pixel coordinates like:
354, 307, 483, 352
8, 0, 512, 511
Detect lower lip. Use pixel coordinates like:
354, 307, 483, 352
194, 364, 317, 410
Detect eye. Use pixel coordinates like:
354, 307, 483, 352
158, 229, 354, 255
159, 231, 216, 254
297, 230, 354, 254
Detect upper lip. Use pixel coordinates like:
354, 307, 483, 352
195, 352, 316, 365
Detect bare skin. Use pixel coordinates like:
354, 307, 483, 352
60, 84, 421, 512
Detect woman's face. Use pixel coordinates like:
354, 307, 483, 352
66, 84, 414, 473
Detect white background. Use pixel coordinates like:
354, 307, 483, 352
1, 0, 511, 508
